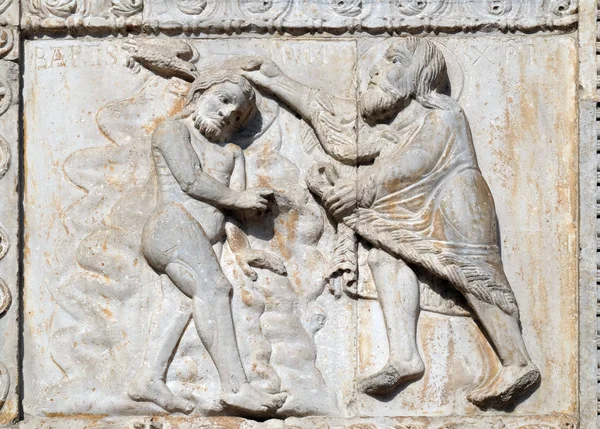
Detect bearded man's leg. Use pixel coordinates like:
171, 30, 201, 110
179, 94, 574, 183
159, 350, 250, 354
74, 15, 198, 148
463, 294, 539, 407
357, 247, 424, 395
435, 170, 540, 407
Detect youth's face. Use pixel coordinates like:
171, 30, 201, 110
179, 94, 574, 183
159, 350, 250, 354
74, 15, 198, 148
191, 82, 253, 142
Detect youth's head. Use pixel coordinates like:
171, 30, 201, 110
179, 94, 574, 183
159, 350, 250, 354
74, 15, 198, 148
185, 72, 257, 143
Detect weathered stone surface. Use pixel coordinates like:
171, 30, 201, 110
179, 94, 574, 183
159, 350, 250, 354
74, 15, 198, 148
0, 0, 585, 427
20, 31, 583, 427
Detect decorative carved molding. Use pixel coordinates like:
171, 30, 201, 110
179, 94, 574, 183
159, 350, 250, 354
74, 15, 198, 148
21, 0, 578, 35
111, 0, 143, 17
0, 135, 8, 180
0, 52, 17, 420
0, 224, 8, 261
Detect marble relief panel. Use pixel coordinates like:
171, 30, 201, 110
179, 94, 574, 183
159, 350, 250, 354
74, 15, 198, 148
21, 34, 579, 427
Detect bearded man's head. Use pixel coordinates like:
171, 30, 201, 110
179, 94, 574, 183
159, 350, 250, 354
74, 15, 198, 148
360, 38, 449, 123
185, 71, 257, 143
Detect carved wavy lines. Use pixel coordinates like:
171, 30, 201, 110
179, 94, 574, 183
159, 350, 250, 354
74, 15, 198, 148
0, 0, 11, 15
111, 0, 143, 17
22, 0, 578, 35
176, 0, 207, 15
26, 0, 143, 19
330, 0, 364, 17
27, 0, 77, 18
0, 224, 8, 262
0, 136, 9, 181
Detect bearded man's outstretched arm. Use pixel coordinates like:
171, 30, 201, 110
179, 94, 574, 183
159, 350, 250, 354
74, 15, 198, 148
240, 58, 385, 165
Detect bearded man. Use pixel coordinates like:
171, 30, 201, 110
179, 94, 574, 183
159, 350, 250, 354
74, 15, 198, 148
240, 38, 540, 408
128, 65, 288, 415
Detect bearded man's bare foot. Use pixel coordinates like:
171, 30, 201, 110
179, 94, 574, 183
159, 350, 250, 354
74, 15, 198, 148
467, 363, 540, 408
128, 377, 195, 413
356, 357, 425, 395
466, 370, 500, 401
220, 382, 288, 416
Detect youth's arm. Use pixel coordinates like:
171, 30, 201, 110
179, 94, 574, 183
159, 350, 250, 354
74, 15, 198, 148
153, 120, 241, 209
227, 143, 246, 192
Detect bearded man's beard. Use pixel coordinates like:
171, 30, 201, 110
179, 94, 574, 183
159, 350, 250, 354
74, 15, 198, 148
195, 114, 225, 142
360, 79, 409, 123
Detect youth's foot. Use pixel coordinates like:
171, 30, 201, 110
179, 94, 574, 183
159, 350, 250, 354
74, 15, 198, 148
220, 382, 288, 417
467, 363, 540, 408
356, 357, 425, 395
128, 377, 195, 414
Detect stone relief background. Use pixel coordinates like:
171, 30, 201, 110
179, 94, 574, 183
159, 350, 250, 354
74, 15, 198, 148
21, 35, 578, 421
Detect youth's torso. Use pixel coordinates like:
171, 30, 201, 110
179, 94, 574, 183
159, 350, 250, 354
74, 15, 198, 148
153, 121, 236, 241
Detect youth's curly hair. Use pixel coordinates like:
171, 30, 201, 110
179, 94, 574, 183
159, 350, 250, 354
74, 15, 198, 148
182, 60, 257, 127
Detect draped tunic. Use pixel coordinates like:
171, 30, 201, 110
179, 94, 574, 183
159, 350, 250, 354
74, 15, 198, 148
307, 91, 518, 316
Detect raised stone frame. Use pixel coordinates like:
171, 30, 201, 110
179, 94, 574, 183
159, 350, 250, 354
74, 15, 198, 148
0, 0, 595, 428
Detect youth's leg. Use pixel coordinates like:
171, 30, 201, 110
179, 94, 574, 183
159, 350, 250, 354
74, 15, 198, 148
128, 276, 194, 412
160, 208, 286, 414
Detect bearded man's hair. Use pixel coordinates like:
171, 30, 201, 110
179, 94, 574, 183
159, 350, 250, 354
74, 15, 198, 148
398, 38, 457, 110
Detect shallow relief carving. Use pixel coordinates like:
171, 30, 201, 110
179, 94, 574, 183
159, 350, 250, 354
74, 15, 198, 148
22, 33, 579, 425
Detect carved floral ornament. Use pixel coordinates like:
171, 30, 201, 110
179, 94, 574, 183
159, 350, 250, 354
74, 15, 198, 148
21, 0, 578, 34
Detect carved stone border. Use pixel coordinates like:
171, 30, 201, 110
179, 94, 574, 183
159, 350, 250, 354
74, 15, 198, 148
575, 0, 600, 428
0, 0, 18, 426
21, 0, 578, 37
4, 1, 596, 428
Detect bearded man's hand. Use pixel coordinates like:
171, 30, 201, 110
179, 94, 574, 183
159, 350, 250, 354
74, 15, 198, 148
239, 57, 282, 89
323, 179, 357, 220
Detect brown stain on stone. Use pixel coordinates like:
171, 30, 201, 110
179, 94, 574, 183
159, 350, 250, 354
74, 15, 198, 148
240, 287, 254, 307
43, 413, 109, 419
168, 97, 185, 117
357, 301, 373, 372
256, 174, 272, 188
23, 232, 30, 259
0, 400, 16, 425
101, 306, 113, 319
143, 115, 166, 134
272, 230, 291, 260
285, 210, 299, 243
